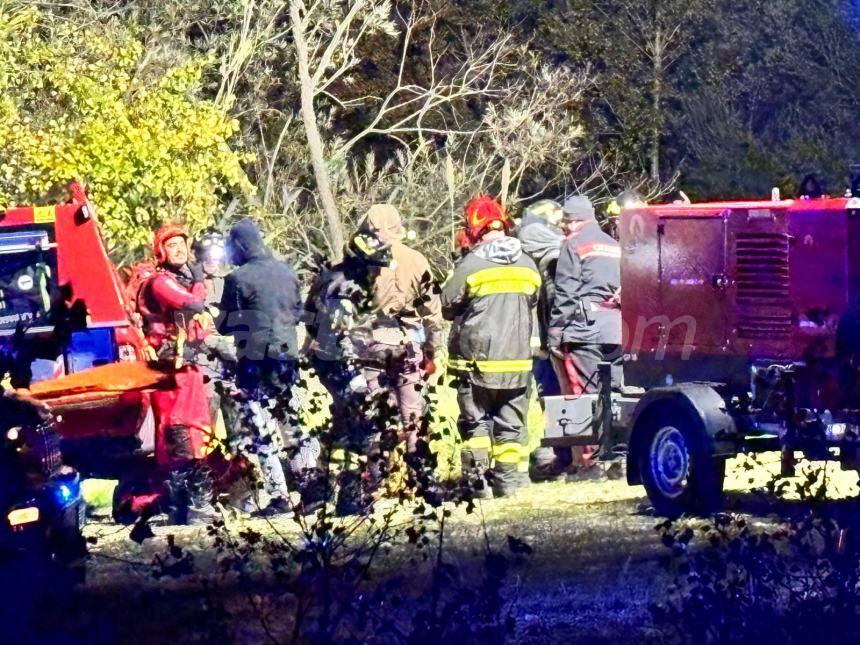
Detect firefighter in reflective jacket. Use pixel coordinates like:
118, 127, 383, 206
442, 196, 541, 498
140, 224, 217, 524
548, 195, 622, 396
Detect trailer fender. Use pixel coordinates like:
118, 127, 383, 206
626, 384, 737, 485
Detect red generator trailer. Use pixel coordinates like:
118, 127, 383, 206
0, 184, 159, 481
541, 193, 860, 516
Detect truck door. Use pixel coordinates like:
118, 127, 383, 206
657, 214, 728, 353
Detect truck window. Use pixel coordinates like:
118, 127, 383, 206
0, 230, 59, 334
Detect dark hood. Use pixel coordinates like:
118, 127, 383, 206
228, 218, 268, 265
517, 215, 564, 271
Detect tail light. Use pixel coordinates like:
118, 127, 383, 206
8, 506, 39, 527
118, 344, 138, 362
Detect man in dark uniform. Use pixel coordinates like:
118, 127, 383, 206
218, 219, 303, 515
548, 195, 622, 395
547, 195, 622, 473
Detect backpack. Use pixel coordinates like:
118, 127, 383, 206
122, 260, 158, 323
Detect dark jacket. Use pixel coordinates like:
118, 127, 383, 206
549, 221, 621, 345
517, 214, 564, 347
304, 256, 377, 363
441, 235, 540, 390
218, 219, 301, 362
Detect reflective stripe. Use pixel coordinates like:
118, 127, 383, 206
465, 266, 541, 297
492, 442, 529, 464
449, 357, 533, 373
517, 461, 530, 473
576, 242, 621, 260
463, 436, 492, 451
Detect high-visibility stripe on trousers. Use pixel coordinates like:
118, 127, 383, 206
492, 441, 530, 472
448, 357, 534, 373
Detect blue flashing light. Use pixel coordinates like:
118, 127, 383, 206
52, 476, 80, 508
58, 485, 73, 503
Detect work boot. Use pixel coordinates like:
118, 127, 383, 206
529, 447, 568, 482
165, 469, 191, 526
186, 463, 219, 526
335, 471, 371, 517
460, 448, 493, 500
253, 496, 293, 518
490, 464, 529, 498
294, 469, 331, 515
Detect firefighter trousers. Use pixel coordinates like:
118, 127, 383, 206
456, 379, 530, 492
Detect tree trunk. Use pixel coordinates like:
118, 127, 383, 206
650, 25, 663, 183
289, 1, 345, 261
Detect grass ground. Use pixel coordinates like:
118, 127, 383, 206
67, 452, 860, 643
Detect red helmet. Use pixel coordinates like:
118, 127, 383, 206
153, 224, 188, 264
464, 196, 509, 243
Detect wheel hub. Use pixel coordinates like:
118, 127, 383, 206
650, 426, 690, 499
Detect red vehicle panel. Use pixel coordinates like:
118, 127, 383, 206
620, 196, 859, 393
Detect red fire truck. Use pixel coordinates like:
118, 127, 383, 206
0, 183, 159, 482
542, 193, 860, 516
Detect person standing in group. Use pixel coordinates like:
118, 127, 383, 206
547, 195, 622, 472
304, 227, 396, 515
138, 224, 217, 525
442, 196, 541, 498
548, 195, 622, 395
218, 218, 306, 516
190, 229, 237, 429
515, 198, 574, 481
356, 204, 443, 460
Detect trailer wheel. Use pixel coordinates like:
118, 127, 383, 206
637, 407, 725, 518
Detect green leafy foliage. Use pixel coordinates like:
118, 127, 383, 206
0, 4, 253, 261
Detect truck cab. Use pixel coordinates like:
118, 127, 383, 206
0, 184, 143, 380
0, 184, 151, 476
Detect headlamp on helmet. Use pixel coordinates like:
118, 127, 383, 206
193, 229, 227, 264
349, 231, 392, 267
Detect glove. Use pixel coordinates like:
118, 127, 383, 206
348, 373, 368, 394
189, 262, 206, 284
419, 349, 437, 378
193, 311, 216, 333
547, 328, 562, 350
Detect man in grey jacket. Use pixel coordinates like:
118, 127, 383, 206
516, 199, 572, 480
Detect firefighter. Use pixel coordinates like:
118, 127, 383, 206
442, 196, 541, 498
515, 198, 574, 481
192, 228, 229, 305
190, 228, 236, 420
304, 228, 395, 515
141, 224, 217, 525
218, 218, 304, 516
548, 194, 622, 395
516, 199, 565, 394
356, 204, 443, 456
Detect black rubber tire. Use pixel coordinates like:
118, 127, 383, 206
636, 406, 725, 518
